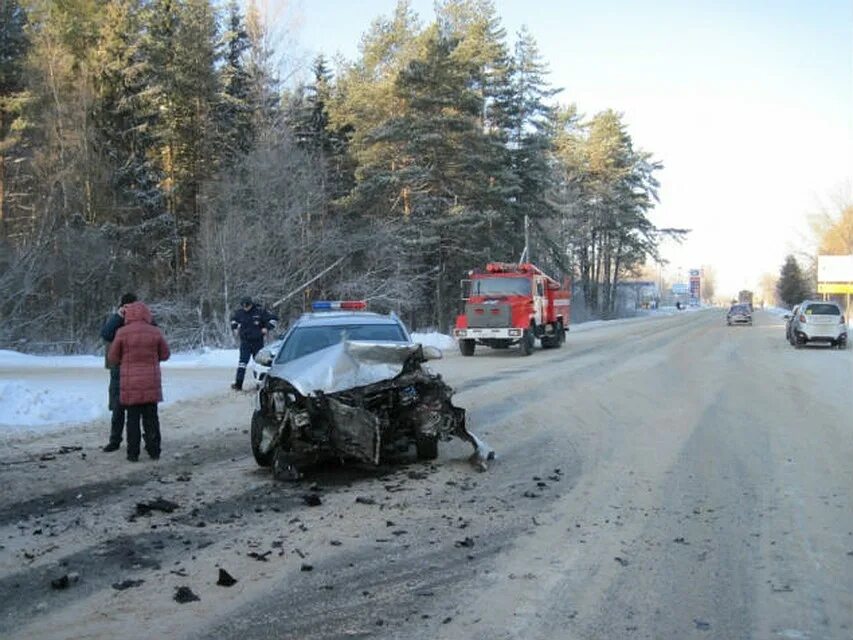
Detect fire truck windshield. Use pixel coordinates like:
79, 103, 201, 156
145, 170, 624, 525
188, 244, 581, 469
474, 277, 531, 296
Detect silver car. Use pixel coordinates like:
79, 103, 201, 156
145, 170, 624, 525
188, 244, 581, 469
726, 303, 753, 326
786, 300, 847, 349
250, 302, 494, 480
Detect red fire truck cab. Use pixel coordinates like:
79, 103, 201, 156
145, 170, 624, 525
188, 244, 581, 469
453, 262, 570, 356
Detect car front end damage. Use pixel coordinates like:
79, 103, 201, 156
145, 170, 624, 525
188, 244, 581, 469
251, 341, 494, 479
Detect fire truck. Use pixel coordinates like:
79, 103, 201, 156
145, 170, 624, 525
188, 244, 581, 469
452, 262, 571, 356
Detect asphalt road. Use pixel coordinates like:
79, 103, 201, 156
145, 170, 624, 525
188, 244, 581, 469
1, 309, 851, 639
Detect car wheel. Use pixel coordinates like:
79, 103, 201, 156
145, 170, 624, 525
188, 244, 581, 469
272, 447, 300, 481
415, 434, 439, 460
459, 339, 475, 357
519, 329, 534, 356
250, 410, 274, 467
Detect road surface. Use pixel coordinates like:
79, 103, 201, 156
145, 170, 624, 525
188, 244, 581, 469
1, 309, 851, 639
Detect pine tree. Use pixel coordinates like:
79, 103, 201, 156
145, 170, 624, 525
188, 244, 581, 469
142, 0, 219, 275
215, 0, 253, 163
92, 0, 163, 222
777, 255, 811, 307
0, 0, 30, 239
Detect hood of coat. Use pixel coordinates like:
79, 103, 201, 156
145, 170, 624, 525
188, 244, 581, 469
123, 301, 153, 325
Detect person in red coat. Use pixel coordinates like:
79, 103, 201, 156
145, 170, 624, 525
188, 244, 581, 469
108, 301, 170, 462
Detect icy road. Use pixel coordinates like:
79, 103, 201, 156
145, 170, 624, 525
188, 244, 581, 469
0, 309, 851, 639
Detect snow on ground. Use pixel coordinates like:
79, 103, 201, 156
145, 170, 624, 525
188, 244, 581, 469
0, 347, 241, 435
411, 331, 456, 350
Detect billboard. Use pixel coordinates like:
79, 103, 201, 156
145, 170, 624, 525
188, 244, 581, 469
671, 283, 689, 295
817, 255, 853, 282
689, 268, 701, 300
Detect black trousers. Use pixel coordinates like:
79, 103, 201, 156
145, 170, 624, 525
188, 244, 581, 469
108, 367, 125, 445
126, 404, 161, 458
234, 338, 264, 388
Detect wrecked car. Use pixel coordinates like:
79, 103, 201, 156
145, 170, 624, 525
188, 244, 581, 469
250, 302, 494, 480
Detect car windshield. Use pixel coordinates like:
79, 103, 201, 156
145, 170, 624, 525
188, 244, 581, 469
729, 305, 749, 314
804, 304, 840, 315
276, 324, 408, 363
474, 277, 531, 296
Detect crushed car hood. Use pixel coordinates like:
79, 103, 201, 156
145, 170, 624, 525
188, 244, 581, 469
267, 340, 423, 397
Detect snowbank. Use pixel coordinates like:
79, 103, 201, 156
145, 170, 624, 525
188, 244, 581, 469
0, 347, 239, 435
411, 331, 456, 351
0, 379, 104, 429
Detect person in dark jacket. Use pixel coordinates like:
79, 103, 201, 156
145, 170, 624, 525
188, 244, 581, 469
100, 292, 137, 452
230, 296, 277, 390
108, 301, 170, 462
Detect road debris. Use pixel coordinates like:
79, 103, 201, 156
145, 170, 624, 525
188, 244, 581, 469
173, 586, 200, 603
217, 569, 237, 587
112, 579, 144, 590
50, 572, 79, 590
134, 498, 180, 516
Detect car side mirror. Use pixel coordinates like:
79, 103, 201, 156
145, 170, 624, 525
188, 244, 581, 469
421, 345, 443, 361
255, 349, 273, 367
783, 314, 791, 320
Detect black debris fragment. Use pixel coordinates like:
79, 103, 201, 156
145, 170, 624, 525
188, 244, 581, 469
302, 494, 322, 507
51, 574, 71, 590
135, 498, 179, 516
693, 619, 711, 631
300, 563, 313, 572
174, 586, 200, 603
217, 569, 237, 587
330, 540, 342, 546
614, 557, 629, 567
355, 496, 376, 505
673, 537, 689, 544
248, 551, 271, 562
442, 617, 453, 624
523, 491, 540, 499
112, 579, 144, 590
455, 537, 475, 548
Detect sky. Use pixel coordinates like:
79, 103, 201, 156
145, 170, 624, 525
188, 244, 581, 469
277, 0, 852, 298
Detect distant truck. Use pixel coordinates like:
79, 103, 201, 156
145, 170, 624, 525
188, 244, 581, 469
738, 290, 754, 311
452, 262, 570, 356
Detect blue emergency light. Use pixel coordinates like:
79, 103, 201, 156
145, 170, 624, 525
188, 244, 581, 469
311, 300, 367, 311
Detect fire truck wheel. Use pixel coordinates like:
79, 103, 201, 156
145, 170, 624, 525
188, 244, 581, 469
459, 339, 476, 356
416, 434, 439, 460
519, 330, 534, 356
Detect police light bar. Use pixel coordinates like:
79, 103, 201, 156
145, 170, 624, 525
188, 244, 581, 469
311, 300, 367, 311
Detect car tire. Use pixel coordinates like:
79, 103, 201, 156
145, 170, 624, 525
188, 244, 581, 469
459, 339, 475, 357
251, 410, 274, 467
519, 329, 534, 356
416, 434, 439, 460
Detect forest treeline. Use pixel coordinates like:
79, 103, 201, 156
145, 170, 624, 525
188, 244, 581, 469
0, 0, 685, 351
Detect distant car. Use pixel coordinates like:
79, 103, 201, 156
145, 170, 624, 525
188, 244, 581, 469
726, 304, 753, 326
784, 305, 800, 344
786, 300, 847, 349
249, 301, 493, 480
